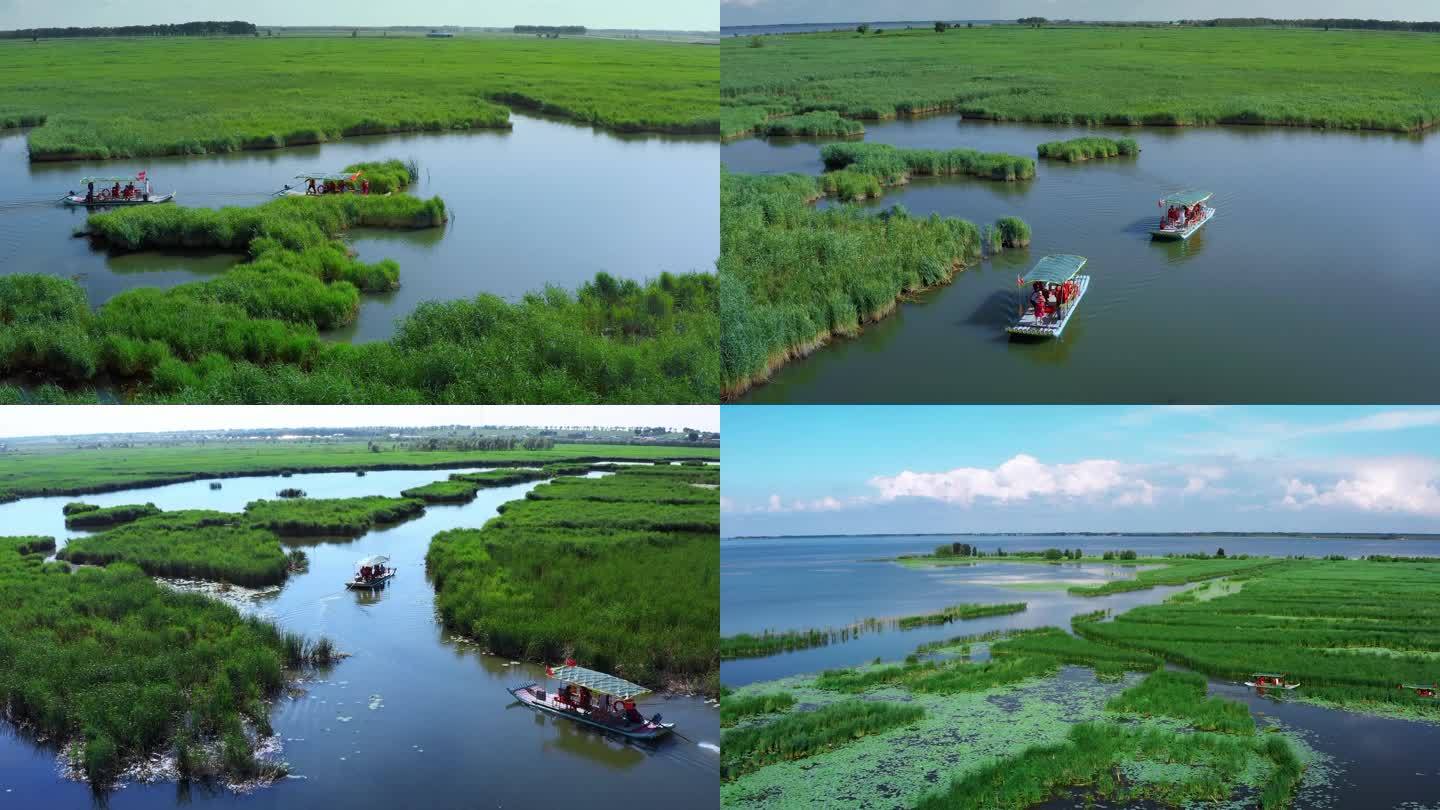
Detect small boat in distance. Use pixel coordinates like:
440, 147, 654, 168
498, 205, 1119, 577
1152, 190, 1214, 240
508, 662, 675, 742
1245, 672, 1300, 690
63, 172, 174, 207
277, 171, 368, 197
1400, 683, 1437, 698
346, 555, 396, 589
1007, 254, 1090, 339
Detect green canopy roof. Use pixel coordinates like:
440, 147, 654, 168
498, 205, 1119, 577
548, 665, 650, 699
1020, 254, 1087, 285
1161, 190, 1212, 207
295, 172, 359, 181
1252, 672, 1288, 678
80, 176, 143, 184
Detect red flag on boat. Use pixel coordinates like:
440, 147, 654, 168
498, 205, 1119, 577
546, 666, 554, 677
565, 658, 577, 667
1016, 275, 1023, 287
137, 171, 147, 181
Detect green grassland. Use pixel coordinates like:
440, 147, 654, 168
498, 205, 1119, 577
0, 36, 718, 160
722, 26, 1440, 139
58, 510, 292, 586
0, 441, 716, 502
0, 536, 333, 786
1036, 135, 1139, 162
243, 495, 425, 537
426, 464, 718, 690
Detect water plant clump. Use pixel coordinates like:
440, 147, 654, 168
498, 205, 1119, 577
62, 501, 163, 528
399, 479, 481, 503
0, 535, 332, 788
275, 488, 306, 499
1037, 135, 1140, 161
896, 601, 1026, 629
1107, 669, 1255, 734
759, 110, 866, 138
989, 626, 1160, 671
62, 501, 99, 515
720, 700, 925, 781
720, 169, 983, 399
449, 468, 553, 488
719, 691, 797, 727
993, 216, 1031, 249
57, 510, 291, 586
243, 496, 425, 537
426, 465, 718, 689
820, 142, 1036, 183
343, 159, 419, 194
814, 653, 1059, 695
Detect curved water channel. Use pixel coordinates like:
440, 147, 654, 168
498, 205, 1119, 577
0, 114, 718, 342
721, 534, 1440, 808
723, 118, 1440, 403
0, 468, 719, 808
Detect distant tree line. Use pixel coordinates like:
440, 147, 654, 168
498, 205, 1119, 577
514, 25, 586, 37
1188, 18, 1440, 33
1017, 17, 1049, 27
2, 21, 256, 39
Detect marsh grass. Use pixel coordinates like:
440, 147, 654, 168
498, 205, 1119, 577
821, 142, 1036, 183
244, 496, 425, 537
814, 653, 1059, 695
989, 627, 1160, 671
760, 111, 865, 138
1037, 136, 1139, 162
426, 466, 717, 688
1107, 670, 1255, 734
62, 502, 162, 529
896, 601, 1027, 629
0, 535, 332, 787
57, 510, 290, 586
343, 159, 418, 194
721, 700, 924, 781
719, 691, 796, 727
400, 479, 481, 503
993, 217, 1031, 249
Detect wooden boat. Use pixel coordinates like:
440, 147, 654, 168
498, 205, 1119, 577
1151, 190, 1214, 240
63, 173, 174, 207
1400, 683, 1437, 698
276, 171, 364, 197
345, 554, 396, 589
1245, 672, 1300, 690
508, 662, 674, 742
1007, 254, 1090, 339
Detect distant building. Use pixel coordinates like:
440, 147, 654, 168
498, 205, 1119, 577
427, 30, 454, 38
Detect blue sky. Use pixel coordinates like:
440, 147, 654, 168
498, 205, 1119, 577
721, 1, 1437, 26
2, 1, 717, 31
721, 406, 1440, 536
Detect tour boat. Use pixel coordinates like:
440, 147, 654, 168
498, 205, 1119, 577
1400, 683, 1437, 698
1151, 190, 1214, 240
63, 173, 174, 207
277, 171, 363, 197
1245, 672, 1300, 690
345, 554, 396, 589
508, 662, 675, 742
1007, 254, 1090, 339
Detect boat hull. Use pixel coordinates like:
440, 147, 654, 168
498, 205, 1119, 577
1151, 206, 1214, 240
346, 570, 396, 589
1244, 681, 1300, 690
507, 684, 673, 741
64, 192, 175, 207
1007, 274, 1089, 339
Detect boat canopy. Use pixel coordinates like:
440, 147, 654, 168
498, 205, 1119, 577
1161, 190, 1212, 207
295, 172, 361, 182
80, 175, 145, 184
356, 555, 390, 568
548, 664, 650, 699
1252, 672, 1287, 678
1020, 254, 1087, 286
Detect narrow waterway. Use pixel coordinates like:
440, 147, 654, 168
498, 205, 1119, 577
0, 468, 719, 808
724, 118, 1439, 403
0, 113, 718, 342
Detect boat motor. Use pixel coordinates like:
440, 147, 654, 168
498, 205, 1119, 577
650, 712, 663, 725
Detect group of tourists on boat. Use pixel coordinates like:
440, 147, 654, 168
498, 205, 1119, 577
1152, 190, 1214, 239
1028, 278, 1081, 324
508, 661, 674, 741
302, 172, 370, 195
554, 681, 647, 725
64, 172, 174, 207
1008, 254, 1090, 339
346, 554, 396, 589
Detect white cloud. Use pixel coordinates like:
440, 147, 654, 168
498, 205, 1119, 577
1280, 458, 1440, 517
868, 454, 1147, 506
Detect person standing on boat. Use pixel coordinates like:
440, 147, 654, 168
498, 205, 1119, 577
86, 181, 94, 203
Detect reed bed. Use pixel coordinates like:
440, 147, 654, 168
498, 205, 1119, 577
343, 159, 419, 194
720, 169, 982, 398
721, 620, 888, 659
1037, 136, 1139, 162
243, 496, 425, 537
57, 510, 290, 587
1068, 557, 1281, 596
0, 535, 332, 787
1107, 670, 1255, 734
721, 700, 924, 781
993, 217, 1031, 249
426, 466, 718, 689
450, 468, 552, 488
275, 488, 306, 499
820, 142, 1036, 183
399, 479, 481, 503
62, 502, 98, 516
62, 502, 162, 529
1076, 559, 1440, 718
814, 654, 1058, 695
989, 627, 1160, 671
760, 111, 865, 138
896, 601, 1027, 629
719, 691, 796, 727
1, 36, 717, 161
722, 26, 1440, 140
913, 721, 1303, 809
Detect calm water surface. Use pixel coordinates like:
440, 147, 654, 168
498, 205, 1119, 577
724, 534, 1440, 808
0, 469, 718, 808
0, 115, 718, 342
724, 118, 1439, 403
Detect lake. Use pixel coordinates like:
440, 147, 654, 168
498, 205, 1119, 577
0, 468, 718, 809
722, 533, 1440, 808
0, 114, 718, 342
723, 117, 1440, 403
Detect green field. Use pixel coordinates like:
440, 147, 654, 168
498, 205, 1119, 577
426, 464, 719, 690
0, 441, 718, 502
0, 36, 718, 160
0, 535, 333, 786
722, 26, 1440, 139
